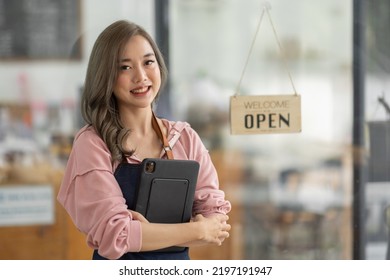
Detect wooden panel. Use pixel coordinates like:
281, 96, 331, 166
64, 214, 93, 260
0, 167, 92, 260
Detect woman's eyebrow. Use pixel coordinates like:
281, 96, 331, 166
144, 53, 155, 58
120, 53, 155, 62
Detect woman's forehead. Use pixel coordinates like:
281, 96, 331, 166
120, 35, 155, 59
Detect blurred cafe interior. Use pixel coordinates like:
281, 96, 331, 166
0, 0, 389, 260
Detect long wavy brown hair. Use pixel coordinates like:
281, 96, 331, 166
81, 20, 168, 163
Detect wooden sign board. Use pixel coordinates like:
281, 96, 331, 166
230, 95, 301, 135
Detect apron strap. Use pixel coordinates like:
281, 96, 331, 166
152, 111, 174, 160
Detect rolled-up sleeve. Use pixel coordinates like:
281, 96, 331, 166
192, 148, 232, 216
170, 122, 231, 217
57, 127, 142, 259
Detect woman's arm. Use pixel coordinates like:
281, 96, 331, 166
175, 125, 232, 217
139, 213, 231, 251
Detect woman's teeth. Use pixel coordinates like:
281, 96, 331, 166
131, 87, 148, 94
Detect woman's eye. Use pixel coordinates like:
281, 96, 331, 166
120, 65, 131, 70
145, 60, 155, 66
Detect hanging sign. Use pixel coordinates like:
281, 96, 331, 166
230, 94, 301, 134
230, 3, 302, 135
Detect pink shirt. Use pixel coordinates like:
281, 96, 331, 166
57, 119, 231, 259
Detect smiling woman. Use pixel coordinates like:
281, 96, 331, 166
80, 21, 169, 162
56, 20, 232, 260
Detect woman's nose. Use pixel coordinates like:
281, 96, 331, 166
132, 66, 147, 83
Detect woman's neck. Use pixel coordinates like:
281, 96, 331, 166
120, 107, 154, 137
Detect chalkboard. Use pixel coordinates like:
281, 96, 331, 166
0, 0, 81, 60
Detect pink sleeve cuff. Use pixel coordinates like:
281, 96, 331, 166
193, 189, 232, 216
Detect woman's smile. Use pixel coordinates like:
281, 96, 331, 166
130, 86, 151, 96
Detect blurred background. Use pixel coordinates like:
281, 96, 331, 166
0, 0, 389, 260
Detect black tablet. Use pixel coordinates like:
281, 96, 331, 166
135, 158, 200, 253
135, 158, 199, 224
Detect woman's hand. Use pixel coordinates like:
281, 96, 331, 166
196, 214, 231, 245
128, 210, 149, 223
180, 214, 231, 247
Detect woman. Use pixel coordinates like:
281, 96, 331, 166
57, 20, 231, 260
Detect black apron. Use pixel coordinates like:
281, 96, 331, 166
93, 162, 189, 260
93, 113, 189, 260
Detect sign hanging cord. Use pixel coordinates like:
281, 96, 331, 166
234, 2, 298, 97
234, 6, 266, 96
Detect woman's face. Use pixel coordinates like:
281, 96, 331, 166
113, 35, 161, 111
